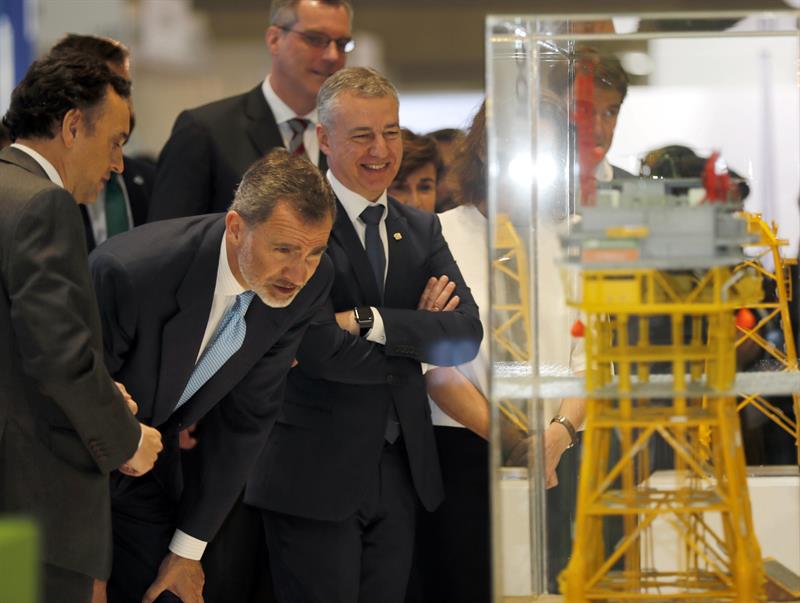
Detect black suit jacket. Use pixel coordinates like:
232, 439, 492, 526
80, 155, 156, 252
149, 85, 328, 221
0, 147, 141, 578
245, 198, 482, 520
89, 215, 334, 540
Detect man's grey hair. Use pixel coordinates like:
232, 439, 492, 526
230, 148, 336, 225
317, 67, 399, 130
270, 0, 353, 29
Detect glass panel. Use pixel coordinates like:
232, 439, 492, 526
487, 10, 800, 602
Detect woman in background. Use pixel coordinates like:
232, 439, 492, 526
388, 128, 443, 213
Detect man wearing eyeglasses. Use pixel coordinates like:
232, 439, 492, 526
148, 0, 353, 222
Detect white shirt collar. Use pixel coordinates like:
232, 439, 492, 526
262, 76, 318, 125
216, 232, 247, 298
327, 170, 388, 225
10, 143, 64, 188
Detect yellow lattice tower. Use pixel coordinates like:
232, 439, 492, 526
559, 265, 766, 602
734, 213, 799, 462
493, 214, 532, 432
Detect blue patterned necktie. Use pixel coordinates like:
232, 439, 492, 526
175, 290, 256, 410
359, 204, 386, 297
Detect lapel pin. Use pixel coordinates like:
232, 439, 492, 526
393, 232, 402, 241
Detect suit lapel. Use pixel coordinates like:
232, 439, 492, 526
383, 199, 412, 304
244, 86, 284, 159
152, 219, 223, 426
0, 146, 53, 180
331, 199, 382, 305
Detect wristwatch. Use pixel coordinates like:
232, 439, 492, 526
550, 415, 578, 449
353, 306, 374, 337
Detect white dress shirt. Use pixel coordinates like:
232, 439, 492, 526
170, 234, 245, 560
327, 170, 388, 344
262, 76, 320, 166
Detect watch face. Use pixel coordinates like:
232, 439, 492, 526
355, 306, 374, 326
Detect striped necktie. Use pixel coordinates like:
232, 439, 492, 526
175, 291, 256, 410
287, 118, 309, 158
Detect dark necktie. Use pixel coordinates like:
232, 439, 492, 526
105, 174, 130, 237
287, 118, 309, 158
359, 204, 386, 297
175, 291, 256, 410
358, 204, 399, 442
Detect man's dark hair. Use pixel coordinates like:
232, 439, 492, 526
231, 148, 336, 225
2, 52, 131, 142
50, 33, 130, 72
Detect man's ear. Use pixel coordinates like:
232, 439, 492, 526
265, 26, 281, 55
317, 123, 331, 156
225, 210, 244, 243
61, 108, 81, 148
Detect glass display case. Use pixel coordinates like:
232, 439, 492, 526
486, 10, 800, 602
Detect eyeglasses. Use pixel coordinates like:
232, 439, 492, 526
278, 26, 355, 54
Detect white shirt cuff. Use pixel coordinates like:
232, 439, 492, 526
365, 307, 386, 345
168, 529, 207, 560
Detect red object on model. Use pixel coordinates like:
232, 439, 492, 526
571, 319, 586, 337
703, 151, 732, 202
735, 308, 757, 330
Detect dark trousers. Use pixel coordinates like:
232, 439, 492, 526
106, 473, 181, 603
43, 563, 92, 603
405, 426, 490, 603
262, 440, 419, 603
201, 493, 275, 603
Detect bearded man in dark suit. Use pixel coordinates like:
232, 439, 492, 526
90, 149, 336, 603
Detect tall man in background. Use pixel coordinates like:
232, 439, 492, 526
149, 0, 353, 220
0, 53, 162, 603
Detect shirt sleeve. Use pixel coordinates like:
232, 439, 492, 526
365, 307, 386, 345
169, 529, 207, 560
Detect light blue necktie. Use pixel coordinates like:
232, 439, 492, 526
175, 290, 256, 410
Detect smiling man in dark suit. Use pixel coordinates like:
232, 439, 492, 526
148, 0, 353, 221
90, 149, 336, 603
0, 53, 163, 603
245, 67, 483, 603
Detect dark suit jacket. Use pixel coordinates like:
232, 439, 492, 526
245, 198, 483, 520
89, 214, 334, 540
148, 85, 328, 221
80, 155, 156, 252
0, 147, 141, 578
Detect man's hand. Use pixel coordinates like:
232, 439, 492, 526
417, 275, 459, 312
119, 424, 163, 477
91, 579, 107, 603
335, 310, 359, 335
115, 381, 138, 415
142, 552, 205, 603
178, 423, 198, 450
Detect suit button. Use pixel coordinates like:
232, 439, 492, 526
386, 375, 394, 384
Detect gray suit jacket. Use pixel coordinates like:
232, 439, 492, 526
0, 146, 141, 578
